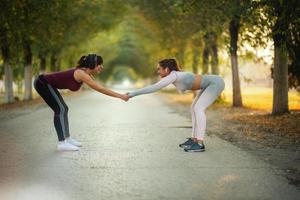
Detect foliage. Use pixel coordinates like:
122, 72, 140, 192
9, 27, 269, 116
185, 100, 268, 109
254, 0, 300, 89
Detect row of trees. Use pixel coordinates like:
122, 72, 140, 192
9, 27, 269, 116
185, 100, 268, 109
0, 0, 125, 102
129, 0, 300, 115
1, 0, 299, 116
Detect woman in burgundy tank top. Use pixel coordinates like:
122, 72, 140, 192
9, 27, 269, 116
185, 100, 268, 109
34, 54, 129, 151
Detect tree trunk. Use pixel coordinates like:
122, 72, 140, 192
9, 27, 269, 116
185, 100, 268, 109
191, 35, 202, 98
176, 41, 186, 68
202, 44, 209, 74
23, 40, 33, 101
272, 45, 289, 114
39, 52, 47, 74
211, 36, 219, 75
192, 36, 201, 74
50, 53, 60, 71
1, 40, 14, 103
192, 48, 200, 74
229, 18, 243, 107
271, 2, 289, 115
4, 61, 14, 103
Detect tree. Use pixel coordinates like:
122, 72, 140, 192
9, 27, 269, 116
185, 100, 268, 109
256, 0, 300, 114
269, 0, 298, 114
0, 0, 18, 103
131, 0, 198, 66
16, 0, 45, 100
190, 33, 203, 74
220, 0, 256, 107
0, 0, 126, 103
202, 32, 220, 74
229, 15, 243, 107
100, 11, 160, 80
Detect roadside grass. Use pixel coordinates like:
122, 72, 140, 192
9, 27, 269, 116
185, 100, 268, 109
159, 87, 300, 111
223, 87, 300, 111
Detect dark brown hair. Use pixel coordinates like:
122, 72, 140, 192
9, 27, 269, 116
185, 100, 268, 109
77, 54, 103, 69
158, 58, 181, 71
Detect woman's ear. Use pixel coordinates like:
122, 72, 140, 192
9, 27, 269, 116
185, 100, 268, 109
165, 67, 170, 73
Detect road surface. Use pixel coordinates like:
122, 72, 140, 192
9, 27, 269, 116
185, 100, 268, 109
0, 91, 299, 200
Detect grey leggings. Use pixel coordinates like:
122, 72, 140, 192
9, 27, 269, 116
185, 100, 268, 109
191, 75, 225, 140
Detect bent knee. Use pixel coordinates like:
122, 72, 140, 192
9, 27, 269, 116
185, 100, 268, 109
64, 105, 69, 112
194, 104, 206, 112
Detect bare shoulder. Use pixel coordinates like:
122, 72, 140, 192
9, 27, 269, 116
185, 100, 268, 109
74, 69, 90, 82
74, 68, 85, 75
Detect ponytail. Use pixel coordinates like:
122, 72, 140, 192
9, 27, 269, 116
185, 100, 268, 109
158, 58, 181, 71
77, 56, 86, 68
76, 54, 103, 69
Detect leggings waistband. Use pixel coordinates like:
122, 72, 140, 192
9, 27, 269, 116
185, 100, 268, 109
35, 74, 48, 85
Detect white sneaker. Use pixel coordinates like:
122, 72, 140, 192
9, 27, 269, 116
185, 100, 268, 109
66, 137, 82, 147
57, 141, 79, 151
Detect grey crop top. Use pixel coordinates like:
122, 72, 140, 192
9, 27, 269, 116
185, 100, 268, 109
128, 71, 195, 97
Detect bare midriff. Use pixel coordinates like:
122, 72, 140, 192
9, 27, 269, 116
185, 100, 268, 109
191, 74, 202, 91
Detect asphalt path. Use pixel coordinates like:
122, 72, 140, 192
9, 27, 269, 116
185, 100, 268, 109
0, 91, 299, 200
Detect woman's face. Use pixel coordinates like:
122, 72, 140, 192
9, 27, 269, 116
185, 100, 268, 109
156, 64, 170, 78
91, 64, 103, 74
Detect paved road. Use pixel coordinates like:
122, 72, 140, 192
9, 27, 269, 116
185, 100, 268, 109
0, 91, 299, 200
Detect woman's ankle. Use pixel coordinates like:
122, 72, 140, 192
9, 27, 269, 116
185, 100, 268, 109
196, 139, 204, 144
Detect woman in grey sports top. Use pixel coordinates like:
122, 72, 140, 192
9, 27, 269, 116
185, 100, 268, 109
128, 58, 225, 152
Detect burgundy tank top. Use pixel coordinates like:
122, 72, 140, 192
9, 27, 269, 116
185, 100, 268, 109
43, 68, 83, 91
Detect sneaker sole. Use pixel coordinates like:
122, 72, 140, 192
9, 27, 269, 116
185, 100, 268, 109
184, 149, 205, 152
67, 143, 82, 147
179, 144, 193, 148
66, 141, 82, 147
57, 149, 79, 151
57, 147, 79, 151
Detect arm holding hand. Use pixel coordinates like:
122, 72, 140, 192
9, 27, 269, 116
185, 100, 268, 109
75, 70, 129, 101
128, 72, 176, 98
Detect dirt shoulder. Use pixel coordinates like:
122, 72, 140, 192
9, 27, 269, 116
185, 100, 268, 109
158, 92, 300, 189
0, 90, 86, 121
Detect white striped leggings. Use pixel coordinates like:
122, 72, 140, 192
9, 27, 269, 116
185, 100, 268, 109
191, 75, 225, 140
34, 75, 70, 141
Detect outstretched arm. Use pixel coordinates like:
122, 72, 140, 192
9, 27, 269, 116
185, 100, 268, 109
75, 70, 129, 101
128, 72, 176, 97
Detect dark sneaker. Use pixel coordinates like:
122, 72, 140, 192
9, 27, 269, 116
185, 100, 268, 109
179, 138, 196, 148
184, 143, 205, 152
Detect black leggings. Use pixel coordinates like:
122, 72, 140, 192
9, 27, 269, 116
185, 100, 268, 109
34, 75, 70, 141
